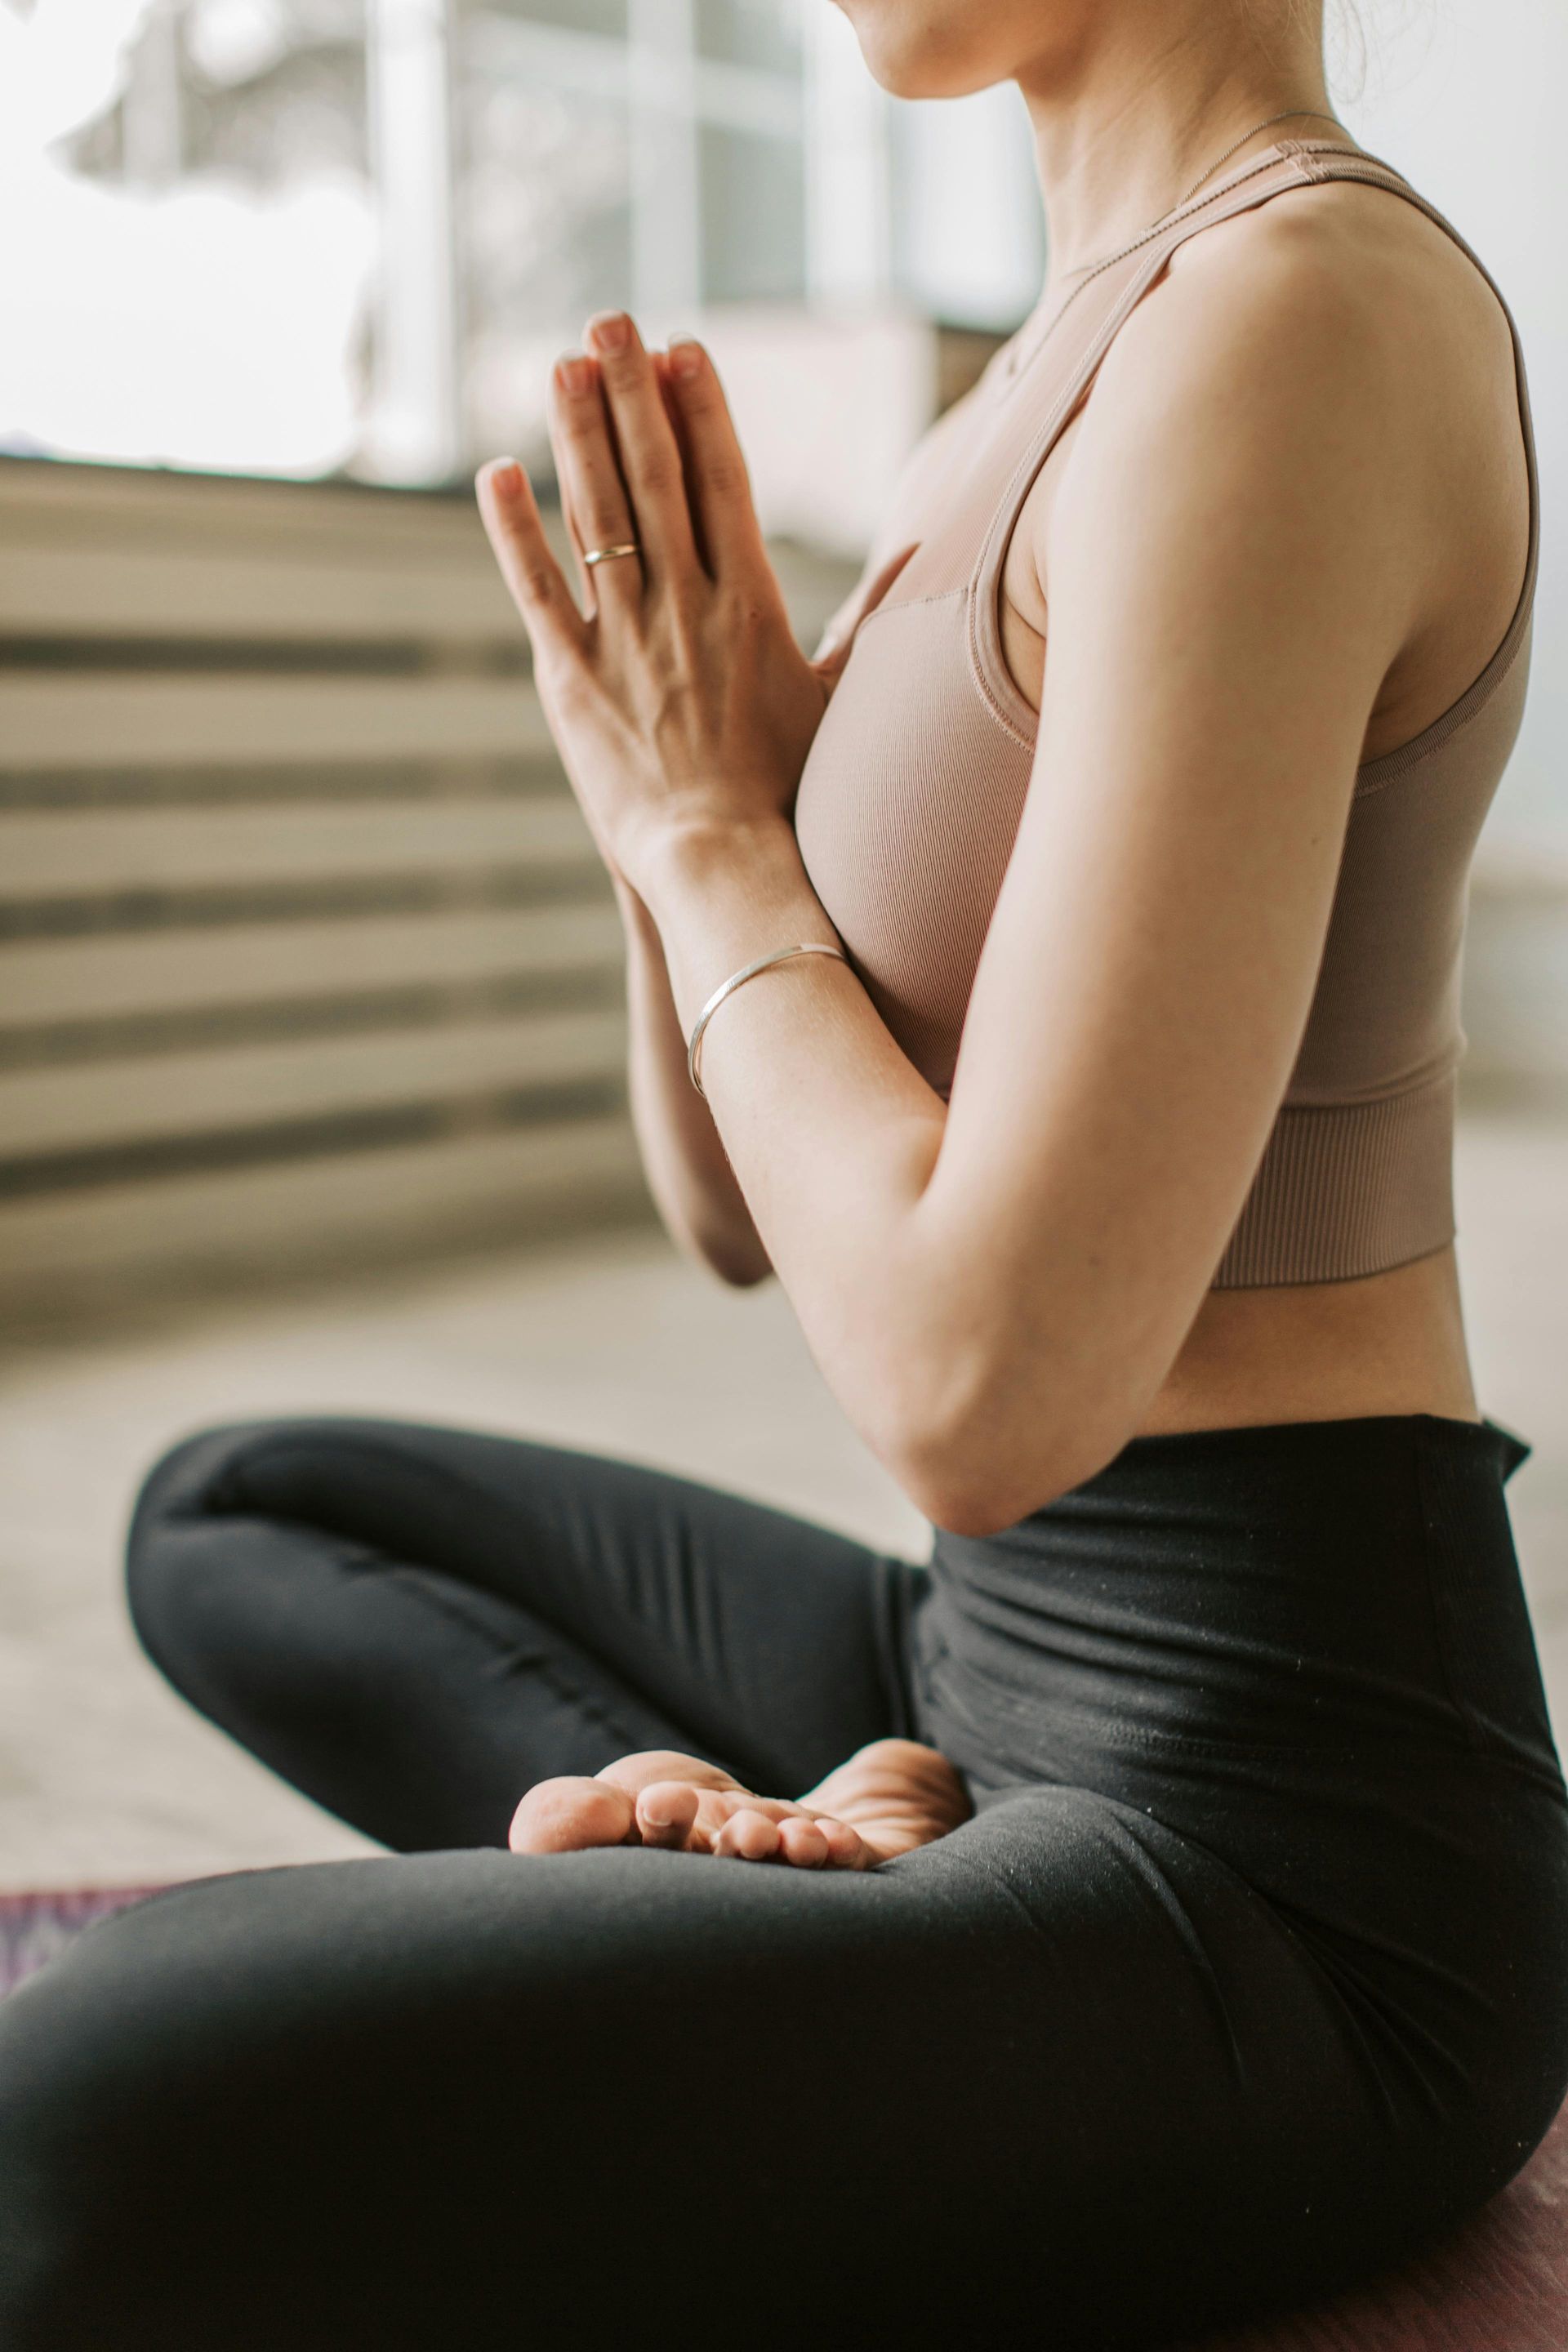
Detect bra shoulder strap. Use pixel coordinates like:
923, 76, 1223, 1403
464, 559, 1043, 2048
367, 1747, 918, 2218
969, 145, 1325, 738
1272, 145, 1541, 773
969, 144, 1539, 751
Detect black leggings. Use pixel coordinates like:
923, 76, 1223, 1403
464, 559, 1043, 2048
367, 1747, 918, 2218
2, 1413, 1567, 2350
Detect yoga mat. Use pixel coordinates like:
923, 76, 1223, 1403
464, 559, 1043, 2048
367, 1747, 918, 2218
0, 1883, 170, 1997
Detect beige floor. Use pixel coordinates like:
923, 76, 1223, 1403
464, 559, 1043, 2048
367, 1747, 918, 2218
2, 1102, 1566, 1891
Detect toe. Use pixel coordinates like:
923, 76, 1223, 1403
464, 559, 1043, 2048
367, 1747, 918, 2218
597, 1751, 743, 1797
509, 1776, 636, 1854
635, 1780, 702, 1849
816, 1815, 875, 1871
777, 1816, 830, 1869
712, 1808, 782, 1862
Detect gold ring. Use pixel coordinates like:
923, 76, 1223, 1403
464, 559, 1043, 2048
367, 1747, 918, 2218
581, 541, 641, 568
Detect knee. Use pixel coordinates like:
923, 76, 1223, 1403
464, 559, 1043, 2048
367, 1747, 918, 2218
124, 1420, 292, 1682
128, 1419, 278, 1546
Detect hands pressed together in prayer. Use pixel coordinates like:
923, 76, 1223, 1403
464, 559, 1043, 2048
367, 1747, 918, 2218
477, 313, 858, 904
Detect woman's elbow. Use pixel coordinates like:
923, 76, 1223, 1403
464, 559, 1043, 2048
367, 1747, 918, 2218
876, 1368, 1129, 1539
708, 1242, 773, 1290
893, 1454, 1053, 1540
686, 1216, 774, 1290
645, 1176, 773, 1289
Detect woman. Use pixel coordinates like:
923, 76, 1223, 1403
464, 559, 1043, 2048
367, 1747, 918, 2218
3, 1, 1565, 2345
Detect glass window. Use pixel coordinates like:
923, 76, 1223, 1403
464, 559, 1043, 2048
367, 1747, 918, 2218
699, 122, 805, 303
487, 0, 626, 34
2, 0, 1039, 497
455, 11, 633, 469
179, 0, 368, 186
452, 0, 813, 470
694, 0, 802, 76
1, 0, 373, 475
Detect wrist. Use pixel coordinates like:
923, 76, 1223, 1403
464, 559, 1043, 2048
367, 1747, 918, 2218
632, 815, 841, 1041
612, 874, 661, 955
633, 813, 805, 935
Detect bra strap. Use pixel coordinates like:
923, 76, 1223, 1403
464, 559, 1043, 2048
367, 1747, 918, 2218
968, 144, 1539, 758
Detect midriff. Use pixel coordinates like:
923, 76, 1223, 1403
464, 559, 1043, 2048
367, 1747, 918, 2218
1136, 1242, 1481, 1436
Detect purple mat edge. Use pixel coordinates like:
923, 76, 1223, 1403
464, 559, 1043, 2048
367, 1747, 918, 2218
0, 1883, 172, 1998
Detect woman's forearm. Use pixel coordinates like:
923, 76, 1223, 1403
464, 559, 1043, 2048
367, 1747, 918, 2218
615, 879, 773, 1287
636, 821, 963, 1476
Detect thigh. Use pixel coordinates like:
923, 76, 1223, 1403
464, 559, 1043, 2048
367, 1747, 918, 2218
128, 1416, 921, 1796
0, 1790, 1433, 2352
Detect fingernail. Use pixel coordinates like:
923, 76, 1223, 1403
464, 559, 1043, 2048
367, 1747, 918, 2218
487, 457, 522, 497
586, 310, 630, 354
667, 334, 704, 380
556, 354, 593, 396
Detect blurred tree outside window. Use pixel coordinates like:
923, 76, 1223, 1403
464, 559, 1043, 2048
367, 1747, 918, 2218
0, 0, 374, 474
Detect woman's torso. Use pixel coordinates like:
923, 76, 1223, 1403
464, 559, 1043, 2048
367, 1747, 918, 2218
794, 141, 1536, 1438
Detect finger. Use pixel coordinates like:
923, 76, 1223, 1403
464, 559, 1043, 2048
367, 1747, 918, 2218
653, 350, 710, 576
712, 1808, 782, 1863
477, 458, 590, 658
653, 348, 687, 448
554, 443, 595, 612
546, 355, 644, 615
662, 335, 770, 583
776, 1815, 831, 1869
584, 312, 698, 581
635, 1781, 703, 1850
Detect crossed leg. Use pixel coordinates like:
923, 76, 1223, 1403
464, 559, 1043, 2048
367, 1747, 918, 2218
123, 1414, 938, 1855
0, 1779, 1416, 2352
0, 1418, 1477, 2346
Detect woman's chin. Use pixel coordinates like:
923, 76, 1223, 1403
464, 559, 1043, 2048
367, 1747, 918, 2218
834, 2, 1008, 103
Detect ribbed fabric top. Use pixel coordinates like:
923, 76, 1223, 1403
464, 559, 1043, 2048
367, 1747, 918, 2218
795, 144, 1539, 1289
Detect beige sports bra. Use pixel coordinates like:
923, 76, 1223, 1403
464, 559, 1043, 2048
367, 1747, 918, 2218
795, 144, 1539, 1290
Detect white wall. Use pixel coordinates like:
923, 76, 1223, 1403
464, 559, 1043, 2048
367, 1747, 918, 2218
1343, 0, 1568, 855
889, 80, 1045, 331
704, 306, 938, 559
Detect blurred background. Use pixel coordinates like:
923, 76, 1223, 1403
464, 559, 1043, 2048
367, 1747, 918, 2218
2, 0, 1565, 1886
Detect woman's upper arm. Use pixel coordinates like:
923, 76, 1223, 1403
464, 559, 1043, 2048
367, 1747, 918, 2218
920, 234, 1426, 1480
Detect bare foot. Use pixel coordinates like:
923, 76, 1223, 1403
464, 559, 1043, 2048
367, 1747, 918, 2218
508, 1740, 971, 1871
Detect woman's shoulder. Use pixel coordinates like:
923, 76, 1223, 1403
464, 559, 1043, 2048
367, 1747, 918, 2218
1045, 159, 1521, 559
1037, 163, 1530, 761
1209, 163, 1502, 313
981, 153, 1522, 555
1047, 202, 1417, 554
1138, 163, 1518, 443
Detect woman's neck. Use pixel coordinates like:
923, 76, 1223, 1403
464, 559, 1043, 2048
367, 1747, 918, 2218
1016, 11, 1340, 289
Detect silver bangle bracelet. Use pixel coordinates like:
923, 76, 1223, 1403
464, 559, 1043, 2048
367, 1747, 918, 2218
686, 942, 849, 1099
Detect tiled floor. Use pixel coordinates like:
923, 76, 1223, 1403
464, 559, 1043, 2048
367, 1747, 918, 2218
2, 1102, 1565, 1891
